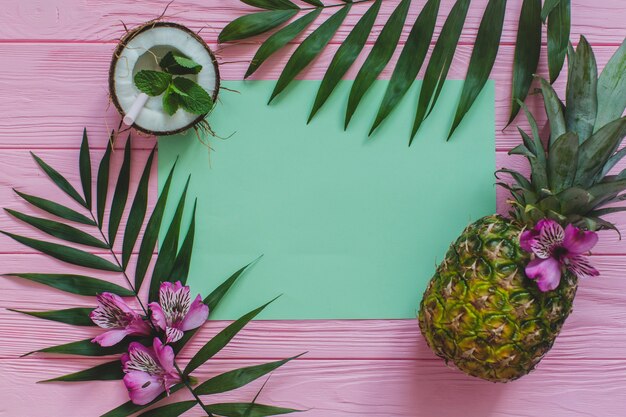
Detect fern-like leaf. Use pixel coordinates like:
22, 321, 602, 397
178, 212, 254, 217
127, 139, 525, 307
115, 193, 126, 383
220, 0, 573, 139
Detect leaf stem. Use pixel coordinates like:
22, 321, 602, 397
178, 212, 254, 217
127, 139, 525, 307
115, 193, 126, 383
174, 362, 215, 417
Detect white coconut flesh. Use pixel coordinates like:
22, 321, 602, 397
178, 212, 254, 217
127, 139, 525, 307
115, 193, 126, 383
112, 25, 218, 134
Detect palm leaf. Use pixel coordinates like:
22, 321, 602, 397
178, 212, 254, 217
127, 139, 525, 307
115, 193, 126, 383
122, 147, 155, 270
308, 0, 381, 123
101, 385, 185, 417
546, 0, 570, 83
205, 256, 263, 312
410, 0, 470, 143
268, 3, 351, 103
9, 307, 95, 327
204, 403, 300, 417
13, 189, 96, 226
108, 136, 131, 246
4, 209, 107, 249
541, 0, 562, 22
79, 129, 92, 210
135, 159, 176, 290
3, 273, 133, 296
40, 360, 124, 383
195, 354, 304, 395
148, 176, 190, 302
220, 0, 570, 140
241, 0, 299, 9
184, 297, 278, 375
96, 135, 113, 228
171, 199, 196, 285
31, 152, 86, 208
23, 336, 147, 357
246, 9, 322, 78
448, 0, 505, 140
508, 0, 542, 125
219, 9, 299, 43
344, 0, 411, 129
370, 0, 440, 135
0, 233, 121, 272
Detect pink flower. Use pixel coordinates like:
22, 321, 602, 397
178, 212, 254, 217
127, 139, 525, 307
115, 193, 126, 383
121, 338, 182, 405
149, 281, 209, 343
520, 219, 599, 292
90, 293, 151, 346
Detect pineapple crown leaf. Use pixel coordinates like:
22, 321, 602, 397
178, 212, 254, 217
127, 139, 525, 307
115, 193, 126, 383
503, 40, 626, 232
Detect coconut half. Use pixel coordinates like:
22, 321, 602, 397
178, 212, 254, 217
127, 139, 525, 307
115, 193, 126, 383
109, 22, 220, 136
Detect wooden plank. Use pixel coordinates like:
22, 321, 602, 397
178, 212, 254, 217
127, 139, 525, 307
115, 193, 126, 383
0, 0, 623, 45
1, 253, 625, 360
0, 43, 620, 150
1, 357, 625, 417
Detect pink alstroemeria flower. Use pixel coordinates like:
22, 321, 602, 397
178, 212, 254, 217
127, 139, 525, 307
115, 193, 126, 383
149, 281, 209, 343
121, 338, 182, 405
90, 293, 151, 347
520, 219, 599, 292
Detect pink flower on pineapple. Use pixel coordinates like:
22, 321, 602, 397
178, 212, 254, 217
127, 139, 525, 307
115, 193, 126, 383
520, 219, 599, 292
122, 338, 181, 405
90, 293, 150, 346
149, 281, 209, 343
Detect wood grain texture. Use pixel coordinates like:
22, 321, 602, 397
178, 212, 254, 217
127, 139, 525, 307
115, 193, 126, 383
1, 1, 625, 416
2, 357, 626, 417
0, 0, 623, 45
0, 43, 620, 150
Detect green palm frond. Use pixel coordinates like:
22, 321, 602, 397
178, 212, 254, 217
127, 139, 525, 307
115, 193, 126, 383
3, 130, 303, 417
220, 0, 571, 142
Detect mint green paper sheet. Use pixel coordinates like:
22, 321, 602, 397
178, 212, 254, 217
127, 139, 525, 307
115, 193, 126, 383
158, 80, 495, 320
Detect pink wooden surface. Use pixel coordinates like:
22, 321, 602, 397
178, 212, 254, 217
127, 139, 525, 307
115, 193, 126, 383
0, 1, 625, 416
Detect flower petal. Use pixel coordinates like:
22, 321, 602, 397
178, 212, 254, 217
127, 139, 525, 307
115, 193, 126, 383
149, 302, 167, 331
180, 295, 209, 331
519, 229, 537, 252
123, 371, 164, 405
153, 338, 177, 375
531, 220, 565, 259
90, 293, 136, 329
92, 329, 129, 347
165, 327, 184, 344
563, 224, 599, 254
567, 255, 600, 279
159, 281, 191, 324
127, 317, 151, 336
525, 257, 562, 292
123, 342, 159, 374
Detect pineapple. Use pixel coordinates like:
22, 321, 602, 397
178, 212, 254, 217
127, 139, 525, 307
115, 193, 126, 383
418, 36, 626, 382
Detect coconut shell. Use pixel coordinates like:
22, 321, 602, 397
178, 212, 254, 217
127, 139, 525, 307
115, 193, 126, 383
109, 21, 221, 136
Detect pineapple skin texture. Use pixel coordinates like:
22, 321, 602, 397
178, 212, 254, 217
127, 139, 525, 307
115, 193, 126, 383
418, 215, 578, 382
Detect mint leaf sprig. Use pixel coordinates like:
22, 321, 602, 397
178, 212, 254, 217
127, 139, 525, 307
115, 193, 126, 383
134, 51, 214, 116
